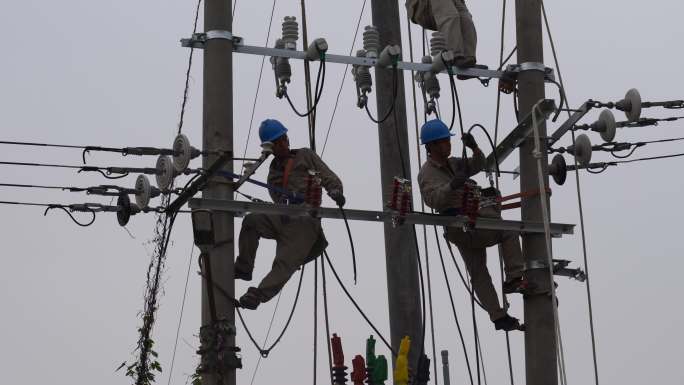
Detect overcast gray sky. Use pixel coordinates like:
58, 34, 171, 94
1, 1, 683, 384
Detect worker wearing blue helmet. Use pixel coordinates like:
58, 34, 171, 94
417, 119, 527, 332
235, 119, 345, 310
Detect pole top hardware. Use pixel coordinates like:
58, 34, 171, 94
181, 30, 243, 49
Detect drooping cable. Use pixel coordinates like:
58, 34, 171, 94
320, 255, 335, 385
313, 259, 319, 385
320, 0, 368, 157
249, 292, 285, 385
433, 226, 474, 385
323, 250, 398, 357
239, 0, 278, 173
284, 59, 327, 118
365, 66, 399, 124
338, 206, 358, 284
409, 20, 439, 385
541, 2, 599, 384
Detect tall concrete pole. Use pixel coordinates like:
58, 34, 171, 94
370, 0, 424, 370
514, 1, 558, 384
202, 1, 235, 385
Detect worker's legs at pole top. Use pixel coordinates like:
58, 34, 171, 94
235, 213, 279, 280
447, 228, 506, 321
429, 0, 477, 65
237, 214, 323, 309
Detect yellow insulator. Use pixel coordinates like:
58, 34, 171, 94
393, 336, 411, 385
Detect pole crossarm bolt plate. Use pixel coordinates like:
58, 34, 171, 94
485, 99, 557, 170
188, 198, 575, 237
181, 30, 243, 49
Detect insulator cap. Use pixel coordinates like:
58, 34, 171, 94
550, 154, 567, 186
172, 133, 192, 172
135, 174, 152, 209
363, 25, 380, 58
155, 155, 175, 191
617, 88, 642, 123
571, 134, 593, 166
596, 109, 616, 142
282, 16, 299, 49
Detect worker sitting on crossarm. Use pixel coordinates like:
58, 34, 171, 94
406, 0, 478, 67
417, 119, 527, 331
235, 119, 345, 310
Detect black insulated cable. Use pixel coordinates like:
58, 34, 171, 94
365, 65, 399, 124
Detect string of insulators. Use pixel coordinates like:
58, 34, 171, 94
393, 336, 411, 385
371, 356, 388, 385
461, 181, 481, 224
331, 334, 349, 385
305, 170, 322, 207
351, 355, 366, 385
365, 336, 376, 385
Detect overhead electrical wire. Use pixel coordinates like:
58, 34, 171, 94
249, 291, 285, 385
320, 0, 368, 157
239, 0, 278, 173
166, 244, 196, 385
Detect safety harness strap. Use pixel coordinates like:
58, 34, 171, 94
282, 158, 295, 189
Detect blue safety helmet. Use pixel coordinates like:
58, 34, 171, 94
420, 119, 454, 145
259, 119, 288, 143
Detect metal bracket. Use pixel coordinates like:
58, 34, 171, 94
189, 199, 575, 236
485, 98, 557, 170
503, 62, 556, 82
553, 259, 587, 282
524, 260, 549, 271
181, 30, 243, 49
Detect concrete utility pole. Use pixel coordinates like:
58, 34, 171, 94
370, 0, 424, 370
514, 1, 558, 384
202, 1, 235, 385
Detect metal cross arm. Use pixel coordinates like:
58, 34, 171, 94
188, 199, 575, 237
180, 31, 557, 81
548, 101, 594, 146
485, 99, 557, 170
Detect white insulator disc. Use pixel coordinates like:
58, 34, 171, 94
135, 174, 152, 209
155, 155, 175, 191
573, 134, 593, 166
624, 88, 642, 122
172, 134, 192, 172
598, 109, 617, 143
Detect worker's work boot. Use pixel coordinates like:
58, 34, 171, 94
494, 314, 523, 331
239, 287, 264, 310
502, 276, 533, 294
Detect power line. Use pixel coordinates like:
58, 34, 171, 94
320, 0, 368, 157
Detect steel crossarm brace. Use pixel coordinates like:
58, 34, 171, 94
188, 199, 575, 236
485, 99, 556, 170
180, 34, 554, 80
548, 101, 593, 146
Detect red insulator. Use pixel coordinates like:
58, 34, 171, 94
332, 334, 344, 367
351, 355, 366, 385
399, 191, 411, 217
388, 178, 400, 210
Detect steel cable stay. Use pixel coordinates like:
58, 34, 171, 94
492, 0, 517, 383
248, 291, 285, 385
541, 2, 601, 383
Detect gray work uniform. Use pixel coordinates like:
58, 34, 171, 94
417, 149, 523, 321
235, 148, 343, 302
432, 0, 477, 59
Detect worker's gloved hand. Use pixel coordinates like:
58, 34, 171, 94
461, 133, 478, 149
328, 190, 346, 207
449, 175, 467, 190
